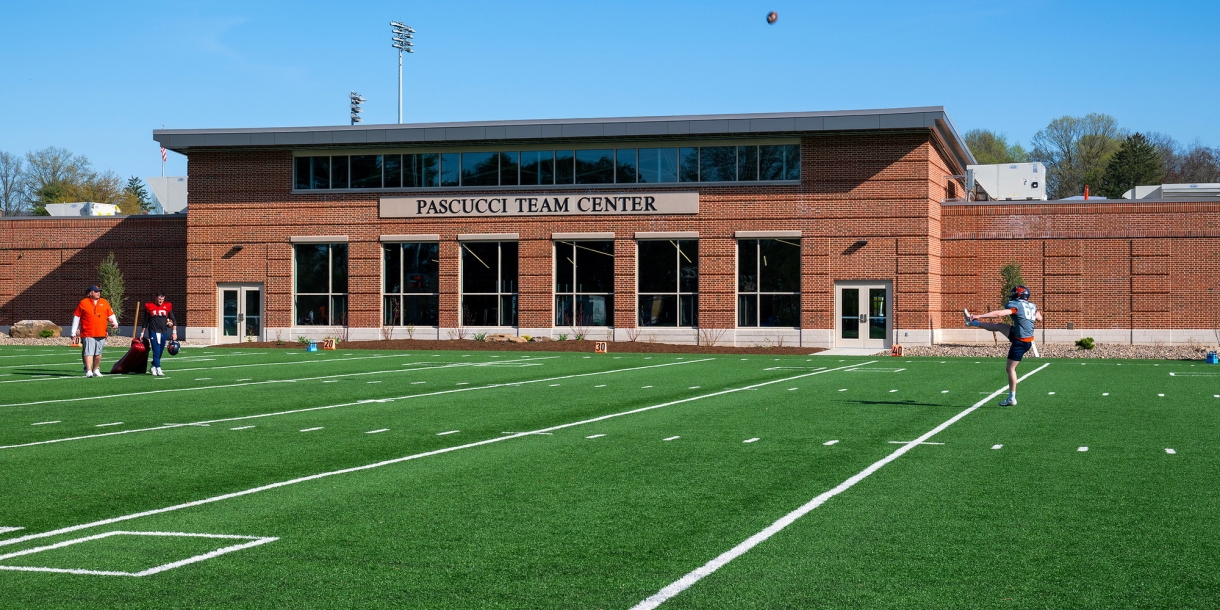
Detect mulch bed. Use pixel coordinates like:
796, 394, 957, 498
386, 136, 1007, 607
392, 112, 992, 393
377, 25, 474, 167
220, 339, 825, 356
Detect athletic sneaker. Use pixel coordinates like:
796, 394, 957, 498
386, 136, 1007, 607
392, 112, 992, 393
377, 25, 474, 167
964, 308, 980, 327
93, 369, 103, 377
155, 367, 164, 376
85, 371, 94, 378
998, 397, 1017, 406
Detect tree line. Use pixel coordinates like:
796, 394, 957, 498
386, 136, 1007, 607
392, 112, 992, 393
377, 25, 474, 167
966, 113, 1220, 200
0, 147, 154, 217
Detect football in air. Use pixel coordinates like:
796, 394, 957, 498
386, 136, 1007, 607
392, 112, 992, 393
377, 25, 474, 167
767, 11, 778, 24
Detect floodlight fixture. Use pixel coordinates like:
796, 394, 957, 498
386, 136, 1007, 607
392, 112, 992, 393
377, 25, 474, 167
350, 91, 366, 125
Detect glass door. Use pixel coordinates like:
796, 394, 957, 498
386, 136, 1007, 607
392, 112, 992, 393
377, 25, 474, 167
218, 284, 263, 343
835, 282, 891, 348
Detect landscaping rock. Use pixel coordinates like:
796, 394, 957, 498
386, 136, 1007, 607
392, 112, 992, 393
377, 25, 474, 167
886, 342, 1218, 361
9, 320, 63, 339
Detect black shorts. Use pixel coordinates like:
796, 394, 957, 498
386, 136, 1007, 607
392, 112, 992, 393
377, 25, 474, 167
1007, 339, 1033, 361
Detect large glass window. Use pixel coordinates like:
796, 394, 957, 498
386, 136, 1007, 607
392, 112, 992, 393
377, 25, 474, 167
760, 144, 801, 181
295, 243, 348, 326
638, 240, 698, 327
699, 146, 737, 182
461, 152, 499, 186
555, 150, 575, 184
439, 153, 460, 187
615, 149, 638, 183
384, 242, 440, 326
637, 148, 675, 183
350, 155, 382, 188
678, 147, 699, 182
520, 150, 554, 185
737, 239, 800, 327
575, 149, 614, 184
500, 152, 519, 186
292, 143, 798, 189
555, 241, 614, 326
461, 242, 518, 326
404, 153, 439, 188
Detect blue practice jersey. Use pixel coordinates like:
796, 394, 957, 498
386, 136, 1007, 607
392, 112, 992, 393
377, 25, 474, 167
1005, 299, 1038, 341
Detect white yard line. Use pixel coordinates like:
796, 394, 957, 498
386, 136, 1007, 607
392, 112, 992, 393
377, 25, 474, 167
0, 357, 554, 409
628, 362, 1050, 610
366, 429, 389, 434
0, 358, 706, 449
0, 353, 417, 384
822, 440, 838, 446
663, 436, 680, 441
0, 361, 875, 547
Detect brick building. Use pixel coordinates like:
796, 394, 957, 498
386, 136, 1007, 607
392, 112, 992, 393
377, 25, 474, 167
3, 107, 1217, 347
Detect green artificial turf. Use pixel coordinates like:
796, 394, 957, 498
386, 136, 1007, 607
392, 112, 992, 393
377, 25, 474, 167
0, 347, 1216, 608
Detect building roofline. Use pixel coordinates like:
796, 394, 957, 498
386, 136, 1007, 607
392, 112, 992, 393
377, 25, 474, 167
153, 106, 976, 171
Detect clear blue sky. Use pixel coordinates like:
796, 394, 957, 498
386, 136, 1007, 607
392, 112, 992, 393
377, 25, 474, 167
1, 0, 1217, 181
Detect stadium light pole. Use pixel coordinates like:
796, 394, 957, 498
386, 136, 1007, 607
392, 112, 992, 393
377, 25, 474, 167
391, 21, 415, 124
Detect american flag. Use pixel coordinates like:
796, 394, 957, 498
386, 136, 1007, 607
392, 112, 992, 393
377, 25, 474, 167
160, 147, 167, 162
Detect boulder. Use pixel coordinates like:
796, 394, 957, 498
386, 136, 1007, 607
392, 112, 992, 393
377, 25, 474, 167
486, 333, 515, 342
509, 336, 528, 343
10, 320, 63, 339
532, 336, 553, 342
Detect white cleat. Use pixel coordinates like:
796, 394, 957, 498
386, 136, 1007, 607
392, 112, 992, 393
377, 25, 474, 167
85, 371, 94, 378
998, 397, 1017, 406
93, 369, 103, 377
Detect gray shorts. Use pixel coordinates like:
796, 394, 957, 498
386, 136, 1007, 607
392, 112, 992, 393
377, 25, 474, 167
82, 337, 106, 356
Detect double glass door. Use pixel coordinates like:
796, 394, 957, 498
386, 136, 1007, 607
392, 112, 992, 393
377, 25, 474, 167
219, 284, 262, 343
836, 282, 891, 348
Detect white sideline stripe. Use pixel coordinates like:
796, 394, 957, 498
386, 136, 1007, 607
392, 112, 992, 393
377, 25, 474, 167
0, 353, 415, 384
823, 440, 838, 445
992, 444, 1003, 450
230, 426, 254, 430
436, 430, 460, 436
743, 438, 760, 443
95, 422, 124, 427
889, 441, 944, 445
1165, 448, 1176, 454
0, 527, 22, 534
299, 427, 324, 432
31, 421, 60, 426
628, 362, 1050, 610
366, 429, 389, 434
0, 531, 277, 577
0, 357, 554, 409
663, 436, 680, 441
0, 361, 874, 548
586, 434, 606, 439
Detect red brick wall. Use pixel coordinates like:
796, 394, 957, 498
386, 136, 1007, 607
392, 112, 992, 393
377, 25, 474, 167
183, 133, 947, 334
0, 216, 187, 328
941, 202, 1220, 330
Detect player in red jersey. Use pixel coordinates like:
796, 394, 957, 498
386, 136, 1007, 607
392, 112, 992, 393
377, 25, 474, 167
138, 292, 177, 376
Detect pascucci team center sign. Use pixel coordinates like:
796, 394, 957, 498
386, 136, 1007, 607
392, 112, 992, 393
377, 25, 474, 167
380, 192, 698, 218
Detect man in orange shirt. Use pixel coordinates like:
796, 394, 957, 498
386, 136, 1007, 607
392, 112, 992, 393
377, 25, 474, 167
71, 285, 119, 378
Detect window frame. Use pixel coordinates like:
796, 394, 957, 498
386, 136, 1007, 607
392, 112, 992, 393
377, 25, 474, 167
290, 140, 799, 192
459, 241, 519, 327
293, 243, 349, 327
736, 238, 801, 328
554, 240, 615, 327
381, 241, 440, 327
636, 239, 698, 328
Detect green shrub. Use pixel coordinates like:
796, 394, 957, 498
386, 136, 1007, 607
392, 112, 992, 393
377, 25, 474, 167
557, 333, 569, 341
473, 332, 487, 342
39, 329, 55, 338
1075, 337, 1095, 350
297, 336, 311, 345
573, 333, 585, 341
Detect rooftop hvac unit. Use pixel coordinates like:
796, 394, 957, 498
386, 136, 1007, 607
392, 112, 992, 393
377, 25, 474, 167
966, 163, 1047, 201
1121, 183, 1220, 200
